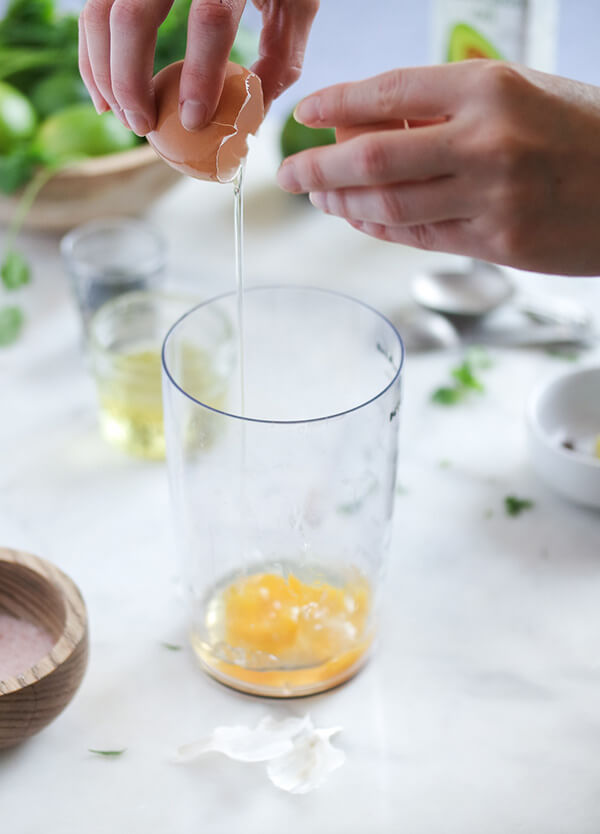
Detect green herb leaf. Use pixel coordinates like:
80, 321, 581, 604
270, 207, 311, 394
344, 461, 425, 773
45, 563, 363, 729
161, 642, 182, 651
88, 748, 126, 757
0, 305, 24, 346
432, 386, 464, 405
504, 495, 535, 517
0, 148, 36, 194
1, 250, 30, 289
451, 360, 485, 392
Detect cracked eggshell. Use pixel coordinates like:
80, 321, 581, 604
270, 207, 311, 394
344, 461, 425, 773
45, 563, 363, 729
147, 61, 264, 183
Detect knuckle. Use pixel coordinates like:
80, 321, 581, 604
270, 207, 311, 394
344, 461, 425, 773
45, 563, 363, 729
380, 188, 405, 224
110, 77, 141, 106
469, 121, 531, 181
477, 60, 526, 103
83, 0, 112, 28
304, 154, 327, 190
189, 0, 236, 32
354, 138, 388, 181
287, 0, 320, 15
405, 223, 437, 251
374, 71, 403, 118
109, 0, 146, 30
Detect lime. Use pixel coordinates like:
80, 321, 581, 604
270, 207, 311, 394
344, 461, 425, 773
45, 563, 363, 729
30, 73, 89, 119
280, 110, 335, 159
34, 103, 137, 164
0, 81, 37, 153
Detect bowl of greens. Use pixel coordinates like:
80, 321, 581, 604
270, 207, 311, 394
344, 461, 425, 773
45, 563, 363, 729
0, 0, 256, 232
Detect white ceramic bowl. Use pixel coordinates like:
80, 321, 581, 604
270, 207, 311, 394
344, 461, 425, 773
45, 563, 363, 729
527, 365, 600, 509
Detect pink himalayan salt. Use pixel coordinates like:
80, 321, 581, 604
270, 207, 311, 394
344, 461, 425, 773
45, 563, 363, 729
0, 612, 55, 681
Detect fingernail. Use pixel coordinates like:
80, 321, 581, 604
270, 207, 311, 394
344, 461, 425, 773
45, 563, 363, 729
309, 191, 327, 210
180, 100, 208, 131
276, 162, 300, 192
124, 110, 150, 136
294, 96, 321, 125
91, 94, 110, 115
112, 108, 130, 129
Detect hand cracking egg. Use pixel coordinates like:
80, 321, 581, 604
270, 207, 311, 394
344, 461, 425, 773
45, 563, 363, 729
147, 61, 264, 183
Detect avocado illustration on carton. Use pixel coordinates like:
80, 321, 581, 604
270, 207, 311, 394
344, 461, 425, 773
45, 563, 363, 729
431, 0, 558, 71
446, 22, 504, 62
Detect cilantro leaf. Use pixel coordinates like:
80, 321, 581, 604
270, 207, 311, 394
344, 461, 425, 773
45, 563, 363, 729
451, 360, 485, 392
432, 386, 464, 405
2, 250, 30, 289
504, 495, 535, 517
0, 305, 24, 346
88, 748, 126, 757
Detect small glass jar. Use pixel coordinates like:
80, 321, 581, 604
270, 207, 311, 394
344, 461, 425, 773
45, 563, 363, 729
89, 291, 232, 460
60, 217, 167, 334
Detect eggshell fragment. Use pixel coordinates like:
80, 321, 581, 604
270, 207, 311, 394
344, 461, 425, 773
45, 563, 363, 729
147, 61, 264, 183
172, 714, 345, 793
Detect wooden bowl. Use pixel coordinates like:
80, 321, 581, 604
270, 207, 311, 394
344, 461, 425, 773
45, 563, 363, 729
0, 144, 181, 233
0, 547, 88, 749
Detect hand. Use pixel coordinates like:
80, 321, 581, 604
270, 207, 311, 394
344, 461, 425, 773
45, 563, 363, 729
277, 61, 600, 276
79, 0, 319, 136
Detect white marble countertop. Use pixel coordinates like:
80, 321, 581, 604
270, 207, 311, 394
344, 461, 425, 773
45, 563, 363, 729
1, 122, 600, 833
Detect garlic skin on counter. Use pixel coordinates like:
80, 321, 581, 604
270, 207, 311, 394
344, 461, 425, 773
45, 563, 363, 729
173, 714, 345, 794
147, 60, 264, 183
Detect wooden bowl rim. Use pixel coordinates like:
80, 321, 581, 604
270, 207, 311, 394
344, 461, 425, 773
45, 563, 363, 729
51, 143, 161, 181
0, 547, 87, 696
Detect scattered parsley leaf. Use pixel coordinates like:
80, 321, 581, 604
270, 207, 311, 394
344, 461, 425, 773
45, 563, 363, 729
161, 642, 182, 651
0, 305, 24, 346
395, 483, 410, 496
389, 403, 400, 422
504, 495, 534, 517
438, 459, 452, 469
431, 352, 491, 406
88, 748, 126, 757
432, 386, 464, 405
451, 361, 485, 392
1, 250, 30, 289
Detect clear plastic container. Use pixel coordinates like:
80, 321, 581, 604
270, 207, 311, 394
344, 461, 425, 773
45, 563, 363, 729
162, 286, 404, 696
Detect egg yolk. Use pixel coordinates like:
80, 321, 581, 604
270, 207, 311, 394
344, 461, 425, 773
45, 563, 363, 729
223, 571, 370, 667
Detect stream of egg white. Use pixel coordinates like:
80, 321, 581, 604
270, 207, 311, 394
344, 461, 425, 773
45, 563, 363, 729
233, 165, 249, 569
233, 165, 246, 416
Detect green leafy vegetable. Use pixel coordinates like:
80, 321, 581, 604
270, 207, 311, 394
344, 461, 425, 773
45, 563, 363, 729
161, 642, 183, 651
432, 386, 465, 405
0, 146, 37, 193
0, 305, 24, 345
1, 250, 30, 288
451, 360, 485, 392
431, 349, 492, 406
504, 495, 534, 517
88, 748, 127, 757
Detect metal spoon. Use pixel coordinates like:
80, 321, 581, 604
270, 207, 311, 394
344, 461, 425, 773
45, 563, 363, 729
389, 306, 460, 353
412, 260, 596, 347
412, 260, 514, 318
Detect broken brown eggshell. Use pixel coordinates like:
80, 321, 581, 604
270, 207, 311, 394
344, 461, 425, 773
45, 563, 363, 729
147, 61, 264, 183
